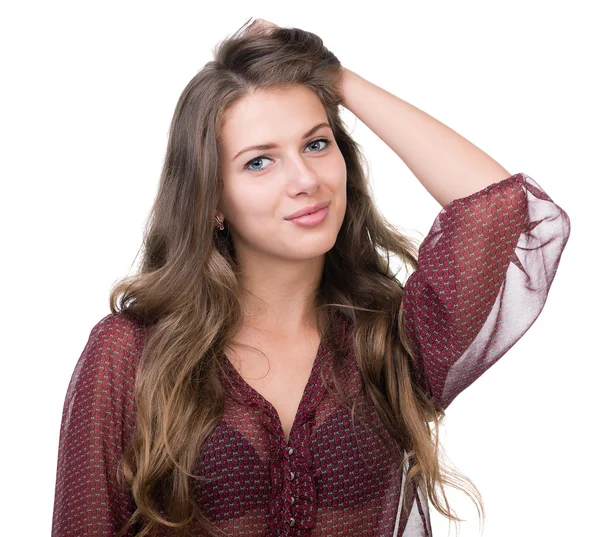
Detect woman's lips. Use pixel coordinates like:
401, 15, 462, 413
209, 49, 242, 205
286, 205, 329, 227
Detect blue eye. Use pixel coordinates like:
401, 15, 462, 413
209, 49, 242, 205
243, 137, 332, 173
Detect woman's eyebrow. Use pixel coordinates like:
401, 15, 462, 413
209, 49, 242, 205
232, 122, 331, 161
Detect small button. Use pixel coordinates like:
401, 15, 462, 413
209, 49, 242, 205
289, 517, 295, 527
288, 447, 294, 455
290, 471, 295, 480
290, 496, 295, 505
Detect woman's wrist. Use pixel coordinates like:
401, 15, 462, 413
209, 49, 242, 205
338, 67, 361, 110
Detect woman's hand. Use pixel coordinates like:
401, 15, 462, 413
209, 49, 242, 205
244, 18, 279, 36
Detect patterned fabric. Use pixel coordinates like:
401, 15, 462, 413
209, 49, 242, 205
403, 172, 570, 411
51, 172, 570, 536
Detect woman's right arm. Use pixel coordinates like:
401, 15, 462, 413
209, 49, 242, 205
51, 313, 146, 537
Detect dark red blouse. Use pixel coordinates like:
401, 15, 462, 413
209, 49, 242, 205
51, 172, 570, 536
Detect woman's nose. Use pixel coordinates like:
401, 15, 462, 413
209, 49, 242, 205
286, 156, 320, 191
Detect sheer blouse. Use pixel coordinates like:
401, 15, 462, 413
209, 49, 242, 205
51, 172, 571, 536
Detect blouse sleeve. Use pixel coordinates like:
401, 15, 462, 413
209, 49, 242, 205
51, 313, 146, 537
402, 172, 571, 410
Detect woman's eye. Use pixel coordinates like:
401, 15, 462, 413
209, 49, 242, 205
243, 137, 331, 172
306, 138, 331, 152
244, 156, 271, 172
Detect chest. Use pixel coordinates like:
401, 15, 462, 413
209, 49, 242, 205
225, 330, 321, 443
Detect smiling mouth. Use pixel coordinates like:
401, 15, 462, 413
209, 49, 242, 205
286, 201, 331, 220
286, 205, 330, 227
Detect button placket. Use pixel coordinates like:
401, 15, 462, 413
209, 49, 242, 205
288, 447, 295, 503
262, 336, 337, 537
285, 443, 296, 529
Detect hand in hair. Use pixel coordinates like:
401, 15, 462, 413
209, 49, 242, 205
244, 18, 279, 36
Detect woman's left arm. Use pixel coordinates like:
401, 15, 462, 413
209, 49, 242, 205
338, 70, 572, 410
339, 67, 512, 207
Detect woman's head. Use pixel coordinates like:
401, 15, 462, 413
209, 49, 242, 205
156, 22, 361, 285
110, 22, 483, 537
130, 22, 405, 322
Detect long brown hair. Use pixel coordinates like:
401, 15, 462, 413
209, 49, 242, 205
111, 20, 484, 537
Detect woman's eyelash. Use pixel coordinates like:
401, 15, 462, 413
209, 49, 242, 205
243, 137, 332, 172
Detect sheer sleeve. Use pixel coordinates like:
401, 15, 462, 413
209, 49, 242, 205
402, 172, 571, 410
51, 313, 146, 537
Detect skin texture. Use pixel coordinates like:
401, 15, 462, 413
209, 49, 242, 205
217, 85, 347, 338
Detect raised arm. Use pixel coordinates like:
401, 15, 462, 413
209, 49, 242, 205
339, 66, 513, 207
338, 68, 570, 409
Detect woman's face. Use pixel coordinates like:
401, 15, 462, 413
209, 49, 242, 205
218, 85, 347, 265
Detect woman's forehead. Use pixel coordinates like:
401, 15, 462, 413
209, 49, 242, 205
225, 86, 324, 125
220, 88, 329, 157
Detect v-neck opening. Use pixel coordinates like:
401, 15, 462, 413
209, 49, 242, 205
222, 336, 331, 445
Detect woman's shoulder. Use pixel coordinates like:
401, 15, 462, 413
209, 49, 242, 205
90, 311, 148, 357
72, 311, 149, 388
90, 310, 149, 343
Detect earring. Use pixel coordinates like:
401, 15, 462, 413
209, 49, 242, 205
215, 216, 225, 230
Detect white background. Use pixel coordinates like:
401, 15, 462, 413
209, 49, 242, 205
1, 1, 596, 536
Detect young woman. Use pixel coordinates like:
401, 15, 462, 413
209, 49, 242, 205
51, 18, 571, 537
